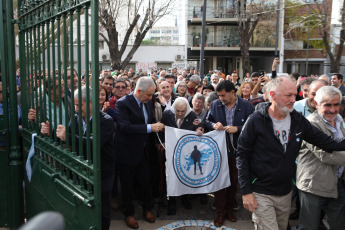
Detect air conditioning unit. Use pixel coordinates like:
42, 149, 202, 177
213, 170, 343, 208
175, 54, 184, 61
102, 54, 107, 60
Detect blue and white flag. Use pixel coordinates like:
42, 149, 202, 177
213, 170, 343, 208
165, 126, 230, 197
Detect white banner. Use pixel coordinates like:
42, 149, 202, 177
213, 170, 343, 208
165, 126, 230, 197
135, 62, 157, 72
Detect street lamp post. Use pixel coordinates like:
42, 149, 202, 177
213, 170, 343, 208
199, 0, 207, 79
306, 1, 311, 75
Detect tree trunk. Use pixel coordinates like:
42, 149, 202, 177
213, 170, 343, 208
241, 47, 251, 75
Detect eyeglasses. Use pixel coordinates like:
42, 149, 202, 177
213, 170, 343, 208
178, 85, 186, 88
115, 86, 126, 89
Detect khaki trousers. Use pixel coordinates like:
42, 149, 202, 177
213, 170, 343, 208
252, 191, 292, 230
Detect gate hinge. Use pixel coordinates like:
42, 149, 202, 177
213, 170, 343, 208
11, 19, 20, 24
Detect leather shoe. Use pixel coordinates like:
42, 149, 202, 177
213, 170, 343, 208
182, 199, 192, 210
227, 211, 237, 222
213, 215, 225, 227
125, 216, 139, 229
167, 203, 176, 215
200, 194, 208, 205
144, 211, 155, 223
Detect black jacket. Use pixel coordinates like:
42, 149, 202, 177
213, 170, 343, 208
236, 103, 345, 196
68, 111, 115, 179
160, 110, 197, 142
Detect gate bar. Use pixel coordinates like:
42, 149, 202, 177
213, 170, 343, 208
6, 0, 24, 227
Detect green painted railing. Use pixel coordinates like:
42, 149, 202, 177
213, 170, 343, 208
18, 0, 100, 229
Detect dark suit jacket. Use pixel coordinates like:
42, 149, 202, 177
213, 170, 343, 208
155, 92, 179, 112
160, 110, 197, 142
339, 84, 345, 96
114, 93, 156, 166
69, 111, 115, 179
205, 97, 254, 157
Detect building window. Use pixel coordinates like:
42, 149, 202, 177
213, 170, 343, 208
99, 41, 104, 49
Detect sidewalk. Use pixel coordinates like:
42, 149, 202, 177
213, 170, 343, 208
110, 219, 255, 230
110, 194, 254, 230
110, 194, 299, 230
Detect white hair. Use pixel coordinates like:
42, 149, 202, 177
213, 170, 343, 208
74, 86, 92, 102
134, 77, 156, 93
314, 86, 341, 105
190, 75, 201, 83
170, 97, 192, 118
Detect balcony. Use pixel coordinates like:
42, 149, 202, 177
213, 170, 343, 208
191, 7, 238, 19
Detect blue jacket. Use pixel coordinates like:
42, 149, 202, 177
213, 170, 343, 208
205, 96, 254, 157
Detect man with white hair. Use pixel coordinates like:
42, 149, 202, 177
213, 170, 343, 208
319, 74, 330, 84
211, 74, 219, 89
297, 86, 345, 230
186, 74, 201, 98
114, 77, 164, 229
55, 86, 115, 230
159, 70, 166, 79
237, 76, 345, 230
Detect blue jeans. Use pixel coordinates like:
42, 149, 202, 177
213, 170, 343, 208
298, 179, 345, 230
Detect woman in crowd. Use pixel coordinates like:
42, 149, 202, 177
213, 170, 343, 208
201, 84, 214, 97
230, 73, 241, 89
194, 84, 203, 94
124, 79, 132, 94
99, 85, 115, 120
175, 81, 190, 99
236, 82, 256, 101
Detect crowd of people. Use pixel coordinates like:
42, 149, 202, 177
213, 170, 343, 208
8, 57, 345, 230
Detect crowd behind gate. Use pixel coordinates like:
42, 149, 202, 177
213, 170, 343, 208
3, 57, 345, 230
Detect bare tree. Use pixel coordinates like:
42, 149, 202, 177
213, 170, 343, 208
285, 0, 345, 73
99, 0, 175, 70
315, 0, 345, 73
236, 1, 275, 75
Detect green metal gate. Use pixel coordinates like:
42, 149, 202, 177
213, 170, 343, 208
0, 0, 23, 228
14, 0, 100, 229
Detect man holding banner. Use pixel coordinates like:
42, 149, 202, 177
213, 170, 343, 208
206, 80, 254, 226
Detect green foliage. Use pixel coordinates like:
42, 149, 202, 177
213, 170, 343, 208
141, 39, 159, 45
284, 0, 326, 49
308, 39, 324, 49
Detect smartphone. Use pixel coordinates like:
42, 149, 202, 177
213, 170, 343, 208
258, 70, 265, 77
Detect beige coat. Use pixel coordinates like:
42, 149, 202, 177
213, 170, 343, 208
297, 112, 345, 198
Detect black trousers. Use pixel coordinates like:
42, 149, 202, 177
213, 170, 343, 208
102, 175, 114, 230
118, 157, 153, 217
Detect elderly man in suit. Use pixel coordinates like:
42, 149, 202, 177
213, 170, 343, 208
55, 86, 115, 230
114, 77, 164, 229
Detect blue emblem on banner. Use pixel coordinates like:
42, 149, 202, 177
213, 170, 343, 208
173, 134, 222, 188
